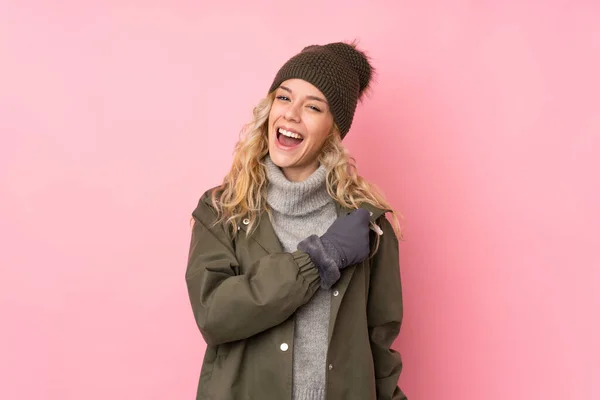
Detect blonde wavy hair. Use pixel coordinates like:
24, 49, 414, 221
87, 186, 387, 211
210, 92, 404, 249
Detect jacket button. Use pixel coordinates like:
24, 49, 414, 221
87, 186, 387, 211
242, 218, 250, 225
328, 364, 333, 370
280, 343, 289, 352
333, 290, 339, 297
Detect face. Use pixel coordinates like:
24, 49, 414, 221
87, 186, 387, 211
267, 79, 334, 182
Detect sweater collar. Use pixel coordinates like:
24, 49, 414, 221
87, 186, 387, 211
264, 155, 332, 216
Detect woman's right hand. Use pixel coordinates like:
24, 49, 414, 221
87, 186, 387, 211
298, 208, 371, 288
320, 208, 371, 269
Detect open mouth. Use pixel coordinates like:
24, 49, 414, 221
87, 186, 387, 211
276, 127, 304, 148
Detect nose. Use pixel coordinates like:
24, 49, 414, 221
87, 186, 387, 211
283, 102, 301, 122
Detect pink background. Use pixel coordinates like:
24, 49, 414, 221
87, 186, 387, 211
1, 1, 599, 399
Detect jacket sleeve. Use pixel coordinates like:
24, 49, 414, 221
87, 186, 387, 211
185, 194, 321, 346
367, 216, 408, 400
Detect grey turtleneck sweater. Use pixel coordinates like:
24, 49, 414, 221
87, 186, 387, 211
264, 156, 337, 400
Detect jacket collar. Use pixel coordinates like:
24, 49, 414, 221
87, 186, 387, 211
242, 211, 283, 254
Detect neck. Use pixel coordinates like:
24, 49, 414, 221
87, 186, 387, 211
264, 155, 331, 217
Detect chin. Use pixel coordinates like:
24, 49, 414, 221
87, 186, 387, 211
269, 150, 296, 169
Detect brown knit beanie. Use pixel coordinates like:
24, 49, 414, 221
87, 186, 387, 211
268, 41, 374, 139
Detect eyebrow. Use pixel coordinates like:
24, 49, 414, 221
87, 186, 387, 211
279, 85, 328, 104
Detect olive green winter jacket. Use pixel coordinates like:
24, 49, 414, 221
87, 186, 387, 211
185, 188, 407, 399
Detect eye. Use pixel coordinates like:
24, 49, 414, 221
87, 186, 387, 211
308, 105, 322, 112
276, 95, 290, 101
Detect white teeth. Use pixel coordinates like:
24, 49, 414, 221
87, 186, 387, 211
278, 128, 302, 139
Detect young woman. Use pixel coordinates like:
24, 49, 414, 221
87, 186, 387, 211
186, 41, 407, 400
